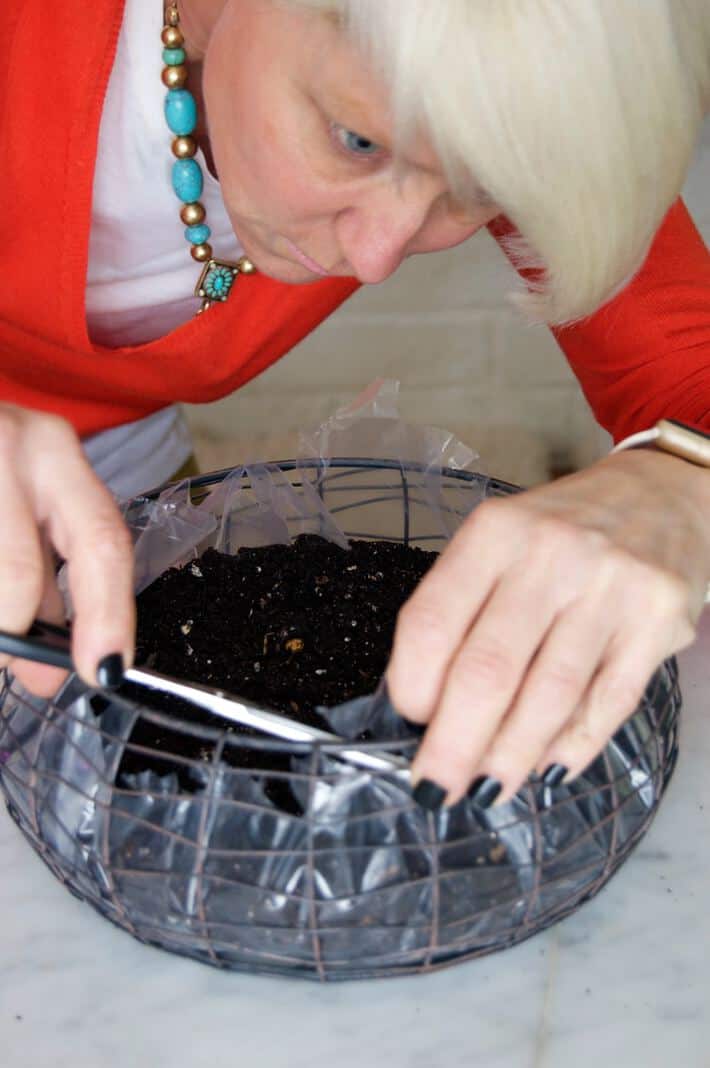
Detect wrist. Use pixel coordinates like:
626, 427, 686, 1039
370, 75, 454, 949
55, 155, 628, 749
611, 417, 710, 514
601, 447, 710, 605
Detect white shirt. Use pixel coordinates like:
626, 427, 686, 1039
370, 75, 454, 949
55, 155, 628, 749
83, 0, 244, 497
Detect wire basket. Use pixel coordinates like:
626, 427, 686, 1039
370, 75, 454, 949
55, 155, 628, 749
0, 459, 681, 981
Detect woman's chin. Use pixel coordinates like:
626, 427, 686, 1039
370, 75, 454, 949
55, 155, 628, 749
250, 254, 329, 285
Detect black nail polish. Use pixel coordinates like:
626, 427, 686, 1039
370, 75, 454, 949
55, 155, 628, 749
469, 776, 503, 809
96, 653, 125, 690
412, 778, 447, 811
542, 763, 569, 788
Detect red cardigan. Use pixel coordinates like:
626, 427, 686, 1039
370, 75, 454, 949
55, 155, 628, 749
3, 0, 710, 442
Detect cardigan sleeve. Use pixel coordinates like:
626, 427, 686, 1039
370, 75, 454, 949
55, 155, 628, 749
487, 199, 710, 442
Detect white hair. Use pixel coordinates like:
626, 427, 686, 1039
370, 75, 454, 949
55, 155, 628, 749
289, 0, 710, 324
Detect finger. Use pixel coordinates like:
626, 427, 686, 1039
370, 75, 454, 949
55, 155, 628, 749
386, 501, 525, 721
537, 635, 676, 784
23, 418, 135, 686
9, 531, 70, 697
0, 460, 45, 637
475, 594, 616, 805
35, 527, 67, 624
409, 564, 567, 806
10, 657, 71, 699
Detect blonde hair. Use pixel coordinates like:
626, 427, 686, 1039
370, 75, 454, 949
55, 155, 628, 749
290, 0, 710, 324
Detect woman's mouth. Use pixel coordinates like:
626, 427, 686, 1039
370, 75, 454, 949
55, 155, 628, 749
283, 238, 330, 276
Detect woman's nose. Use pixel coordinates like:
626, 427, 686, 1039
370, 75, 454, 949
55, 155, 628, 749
334, 187, 485, 284
333, 211, 416, 284
333, 181, 442, 284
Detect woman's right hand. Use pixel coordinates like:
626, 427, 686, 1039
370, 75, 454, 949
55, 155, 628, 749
0, 403, 135, 696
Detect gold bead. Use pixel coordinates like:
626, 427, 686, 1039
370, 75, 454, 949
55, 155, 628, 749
172, 135, 197, 160
236, 256, 256, 275
180, 202, 206, 226
161, 26, 184, 48
162, 64, 188, 89
191, 243, 213, 263
166, 5, 180, 28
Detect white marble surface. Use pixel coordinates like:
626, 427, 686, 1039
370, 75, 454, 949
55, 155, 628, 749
1, 616, 709, 1068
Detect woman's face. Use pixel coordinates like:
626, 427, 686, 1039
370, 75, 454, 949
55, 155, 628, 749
193, 0, 498, 284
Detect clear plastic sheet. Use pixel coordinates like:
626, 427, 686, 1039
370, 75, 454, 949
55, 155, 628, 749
0, 382, 681, 980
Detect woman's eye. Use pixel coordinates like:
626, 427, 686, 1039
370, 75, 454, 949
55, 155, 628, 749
332, 124, 382, 158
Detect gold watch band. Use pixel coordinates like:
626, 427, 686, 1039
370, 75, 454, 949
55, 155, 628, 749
611, 419, 710, 604
612, 419, 710, 467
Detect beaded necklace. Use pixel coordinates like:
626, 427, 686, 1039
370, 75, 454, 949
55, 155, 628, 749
161, 2, 255, 314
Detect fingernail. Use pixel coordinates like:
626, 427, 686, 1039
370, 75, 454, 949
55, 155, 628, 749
412, 778, 447, 811
542, 763, 569, 788
96, 653, 125, 690
469, 776, 502, 809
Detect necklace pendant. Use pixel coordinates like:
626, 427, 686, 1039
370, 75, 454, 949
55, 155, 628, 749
195, 256, 255, 313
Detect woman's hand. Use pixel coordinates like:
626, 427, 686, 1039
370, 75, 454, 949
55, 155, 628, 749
0, 403, 135, 696
387, 448, 710, 809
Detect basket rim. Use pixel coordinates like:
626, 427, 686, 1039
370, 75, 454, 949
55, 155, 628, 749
138, 455, 521, 502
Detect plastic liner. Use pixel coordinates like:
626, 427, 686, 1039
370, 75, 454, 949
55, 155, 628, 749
0, 382, 681, 980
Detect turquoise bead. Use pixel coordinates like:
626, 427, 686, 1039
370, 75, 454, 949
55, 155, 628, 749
164, 89, 197, 136
162, 47, 186, 65
185, 223, 212, 245
172, 158, 204, 202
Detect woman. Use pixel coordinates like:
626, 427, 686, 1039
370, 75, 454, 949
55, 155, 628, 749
2, 0, 710, 810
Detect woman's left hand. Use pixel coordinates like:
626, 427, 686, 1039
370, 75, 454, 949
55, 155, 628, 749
386, 448, 710, 809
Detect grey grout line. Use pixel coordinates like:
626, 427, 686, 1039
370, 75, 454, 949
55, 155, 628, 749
532, 930, 561, 1068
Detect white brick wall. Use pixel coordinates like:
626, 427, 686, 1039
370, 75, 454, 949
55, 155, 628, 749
186, 119, 710, 487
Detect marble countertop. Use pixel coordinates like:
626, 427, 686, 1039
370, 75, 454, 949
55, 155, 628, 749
2, 616, 709, 1068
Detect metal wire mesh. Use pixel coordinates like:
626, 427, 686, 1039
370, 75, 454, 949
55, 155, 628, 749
0, 460, 681, 980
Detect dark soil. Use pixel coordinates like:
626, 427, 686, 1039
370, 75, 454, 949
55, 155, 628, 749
115, 534, 436, 801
